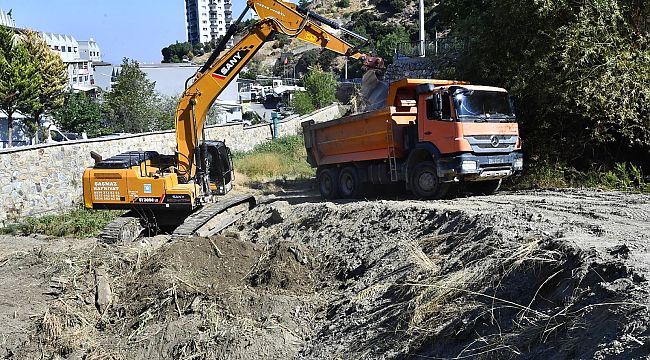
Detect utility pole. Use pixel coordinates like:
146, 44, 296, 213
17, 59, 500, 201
419, 0, 425, 57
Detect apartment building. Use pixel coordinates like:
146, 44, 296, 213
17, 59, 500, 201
185, 0, 233, 45
40, 32, 100, 90
78, 38, 102, 62
0, 9, 15, 28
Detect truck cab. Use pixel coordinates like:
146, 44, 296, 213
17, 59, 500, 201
414, 83, 523, 185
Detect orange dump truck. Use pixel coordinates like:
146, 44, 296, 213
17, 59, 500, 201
302, 78, 523, 199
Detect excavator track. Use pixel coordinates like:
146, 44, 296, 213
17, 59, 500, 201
99, 213, 144, 244
172, 194, 256, 239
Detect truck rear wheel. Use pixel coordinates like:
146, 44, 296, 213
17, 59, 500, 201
317, 168, 340, 199
411, 161, 449, 200
468, 179, 502, 195
339, 166, 363, 199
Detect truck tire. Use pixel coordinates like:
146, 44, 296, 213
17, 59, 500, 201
468, 179, 502, 196
339, 166, 363, 199
410, 161, 449, 200
317, 168, 340, 199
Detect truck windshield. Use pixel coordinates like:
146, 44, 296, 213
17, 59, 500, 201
454, 90, 516, 122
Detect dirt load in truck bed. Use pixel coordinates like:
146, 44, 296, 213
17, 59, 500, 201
0, 189, 649, 359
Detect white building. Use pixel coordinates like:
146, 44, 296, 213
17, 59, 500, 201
0, 9, 15, 28
78, 38, 102, 62
185, 0, 233, 45
40, 32, 100, 90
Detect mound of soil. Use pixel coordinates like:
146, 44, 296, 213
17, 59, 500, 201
0, 189, 648, 359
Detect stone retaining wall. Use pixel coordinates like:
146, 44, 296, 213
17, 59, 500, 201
0, 104, 345, 224
384, 57, 439, 84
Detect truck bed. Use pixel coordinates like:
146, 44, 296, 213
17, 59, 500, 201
302, 106, 416, 167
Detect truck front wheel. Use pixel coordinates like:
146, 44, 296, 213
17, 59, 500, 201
411, 161, 449, 200
317, 168, 340, 200
339, 166, 363, 199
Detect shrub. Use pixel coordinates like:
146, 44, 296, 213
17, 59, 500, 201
291, 91, 315, 115
336, 0, 351, 7
0, 207, 123, 238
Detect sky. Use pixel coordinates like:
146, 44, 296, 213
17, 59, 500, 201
0, 0, 249, 64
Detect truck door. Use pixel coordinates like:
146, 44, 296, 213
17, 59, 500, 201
418, 91, 459, 154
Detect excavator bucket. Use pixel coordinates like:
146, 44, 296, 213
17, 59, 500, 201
361, 69, 389, 112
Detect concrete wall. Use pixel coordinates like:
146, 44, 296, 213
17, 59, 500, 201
0, 104, 345, 224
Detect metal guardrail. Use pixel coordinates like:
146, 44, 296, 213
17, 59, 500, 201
395, 38, 467, 59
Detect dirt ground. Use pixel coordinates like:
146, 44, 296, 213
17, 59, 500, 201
1, 185, 649, 359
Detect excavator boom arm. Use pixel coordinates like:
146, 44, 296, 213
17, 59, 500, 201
175, 0, 381, 179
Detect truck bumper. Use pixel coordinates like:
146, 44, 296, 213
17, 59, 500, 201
437, 152, 524, 182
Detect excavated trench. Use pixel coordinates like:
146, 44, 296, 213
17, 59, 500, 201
1, 191, 649, 359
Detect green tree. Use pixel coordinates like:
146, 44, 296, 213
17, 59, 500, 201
105, 58, 160, 133
336, 0, 351, 7
0, 26, 41, 147
291, 91, 315, 115
375, 27, 409, 64
153, 94, 179, 131
438, 0, 650, 169
304, 66, 337, 109
53, 91, 102, 136
292, 67, 338, 114
296, 49, 319, 75
19, 30, 67, 143
161, 41, 194, 63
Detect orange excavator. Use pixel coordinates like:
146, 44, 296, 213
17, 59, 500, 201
82, 0, 383, 242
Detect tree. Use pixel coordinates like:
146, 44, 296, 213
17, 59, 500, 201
0, 26, 41, 147
18, 30, 67, 143
53, 91, 102, 136
161, 41, 194, 63
292, 67, 338, 114
295, 49, 319, 76
438, 0, 650, 169
375, 27, 409, 64
291, 91, 315, 115
304, 66, 337, 109
153, 94, 179, 131
105, 58, 160, 133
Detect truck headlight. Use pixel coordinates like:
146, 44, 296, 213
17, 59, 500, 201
514, 158, 524, 169
461, 161, 478, 172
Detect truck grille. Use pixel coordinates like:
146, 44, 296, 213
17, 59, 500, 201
465, 135, 518, 154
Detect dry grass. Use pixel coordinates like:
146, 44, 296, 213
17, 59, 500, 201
233, 135, 315, 182
408, 237, 562, 331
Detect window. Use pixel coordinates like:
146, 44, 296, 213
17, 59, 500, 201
85, 76, 88, 82
68, 46, 72, 52
426, 93, 452, 120
61, 46, 66, 52
54, 46, 60, 51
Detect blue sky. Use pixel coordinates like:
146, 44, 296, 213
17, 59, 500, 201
0, 0, 249, 64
